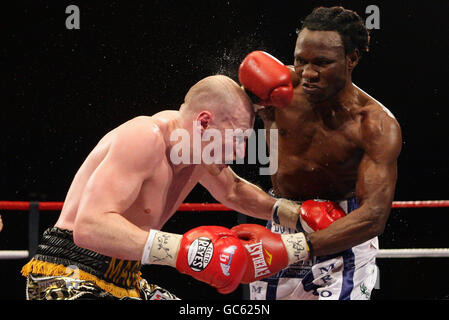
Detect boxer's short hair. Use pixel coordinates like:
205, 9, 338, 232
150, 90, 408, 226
301, 6, 370, 56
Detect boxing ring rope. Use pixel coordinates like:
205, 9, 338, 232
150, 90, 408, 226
1, 200, 449, 260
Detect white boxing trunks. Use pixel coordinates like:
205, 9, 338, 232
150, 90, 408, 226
250, 194, 379, 300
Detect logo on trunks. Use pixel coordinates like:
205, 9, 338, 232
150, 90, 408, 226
219, 245, 237, 276
187, 237, 214, 272
245, 241, 272, 279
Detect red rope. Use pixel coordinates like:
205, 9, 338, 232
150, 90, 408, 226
0, 200, 449, 211
391, 201, 449, 208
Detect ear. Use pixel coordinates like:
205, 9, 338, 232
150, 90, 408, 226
196, 111, 212, 133
287, 65, 300, 87
347, 49, 360, 71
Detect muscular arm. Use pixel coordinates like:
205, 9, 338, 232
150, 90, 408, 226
309, 109, 402, 256
73, 121, 164, 260
199, 166, 276, 220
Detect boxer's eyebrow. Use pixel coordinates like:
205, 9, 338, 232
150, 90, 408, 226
294, 54, 308, 63
313, 57, 334, 64
295, 54, 333, 62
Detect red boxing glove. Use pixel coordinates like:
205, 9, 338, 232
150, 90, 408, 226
272, 199, 346, 233
176, 226, 248, 294
231, 224, 309, 283
299, 200, 346, 233
239, 51, 293, 108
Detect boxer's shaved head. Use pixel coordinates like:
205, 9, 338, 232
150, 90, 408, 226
180, 75, 254, 132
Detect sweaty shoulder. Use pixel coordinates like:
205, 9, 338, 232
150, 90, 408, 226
111, 116, 166, 171
357, 97, 402, 161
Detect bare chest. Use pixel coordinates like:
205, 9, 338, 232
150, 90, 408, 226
277, 108, 361, 162
123, 159, 200, 230
270, 107, 364, 199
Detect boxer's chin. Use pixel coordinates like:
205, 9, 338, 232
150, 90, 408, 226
207, 164, 228, 176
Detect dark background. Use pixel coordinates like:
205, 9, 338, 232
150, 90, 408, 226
1, 0, 448, 300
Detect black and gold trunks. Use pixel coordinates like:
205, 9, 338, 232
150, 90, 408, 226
22, 227, 144, 299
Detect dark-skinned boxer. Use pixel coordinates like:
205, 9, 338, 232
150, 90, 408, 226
234, 6, 401, 300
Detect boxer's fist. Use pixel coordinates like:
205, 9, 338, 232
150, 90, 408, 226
272, 199, 346, 232
231, 224, 288, 283
176, 226, 248, 294
299, 200, 346, 233
239, 51, 293, 108
231, 224, 309, 283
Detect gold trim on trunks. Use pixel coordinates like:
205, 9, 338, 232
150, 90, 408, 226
21, 259, 142, 298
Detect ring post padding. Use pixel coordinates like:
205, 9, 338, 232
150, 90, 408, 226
28, 202, 40, 259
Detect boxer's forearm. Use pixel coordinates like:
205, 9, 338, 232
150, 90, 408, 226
73, 212, 148, 261
221, 179, 276, 220
201, 167, 276, 220
308, 205, 388, 256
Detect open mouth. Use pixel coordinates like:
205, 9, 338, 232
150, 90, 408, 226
302, 83, 321, 93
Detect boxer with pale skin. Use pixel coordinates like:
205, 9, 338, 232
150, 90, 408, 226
55, 75, 274, 260
22, 75, 285, 300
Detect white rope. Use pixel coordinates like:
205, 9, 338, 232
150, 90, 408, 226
0, 248, 449, 260
1, 248, 449, 260
377, 248, 449, 258
0, 250, 29, 259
